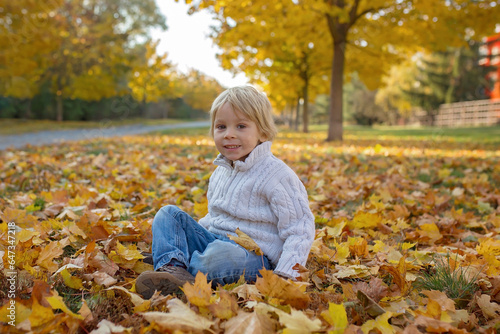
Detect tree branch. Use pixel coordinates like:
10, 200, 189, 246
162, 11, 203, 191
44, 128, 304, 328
359, 6, 389, 20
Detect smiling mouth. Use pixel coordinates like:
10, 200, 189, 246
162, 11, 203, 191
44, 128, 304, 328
224, 145, 240, 149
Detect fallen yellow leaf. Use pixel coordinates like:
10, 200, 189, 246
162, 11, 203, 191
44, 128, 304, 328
321, 302, 348, 334
141, 298, 214, 331
227, 228, 263, 256
181, 271, 213, 308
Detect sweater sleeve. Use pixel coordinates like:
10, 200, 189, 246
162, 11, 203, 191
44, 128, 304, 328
269, 174, 315, 278
197, 212, 211, 229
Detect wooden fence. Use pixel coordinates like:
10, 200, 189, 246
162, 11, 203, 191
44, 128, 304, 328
434, 99, 500, 127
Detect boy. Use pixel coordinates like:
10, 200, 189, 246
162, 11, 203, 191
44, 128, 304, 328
136, 86, 315, 298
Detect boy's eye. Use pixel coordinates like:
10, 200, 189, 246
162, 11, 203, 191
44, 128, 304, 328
216, 125, 226, 130
237, 124, 246, 129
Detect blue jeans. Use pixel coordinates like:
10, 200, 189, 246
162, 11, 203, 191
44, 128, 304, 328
152, 205, 272, 286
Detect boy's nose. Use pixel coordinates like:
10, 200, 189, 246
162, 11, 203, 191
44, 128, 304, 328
224, 129, 236, 139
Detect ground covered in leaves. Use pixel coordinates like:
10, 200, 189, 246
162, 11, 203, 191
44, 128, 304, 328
1, 129, 500, 333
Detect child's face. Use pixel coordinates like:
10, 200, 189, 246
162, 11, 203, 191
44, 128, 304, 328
213, 103, 265, 162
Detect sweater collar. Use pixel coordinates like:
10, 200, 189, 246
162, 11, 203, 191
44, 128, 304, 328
214, 141, 272, 171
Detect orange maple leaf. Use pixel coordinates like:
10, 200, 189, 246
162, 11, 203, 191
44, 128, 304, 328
181, 272, 212, 308
255, 269, 310, 309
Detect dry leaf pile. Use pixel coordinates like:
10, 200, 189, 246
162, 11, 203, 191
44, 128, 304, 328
0, 132, 500, 333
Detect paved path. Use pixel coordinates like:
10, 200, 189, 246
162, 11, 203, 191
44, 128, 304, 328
0, 120, 210, 151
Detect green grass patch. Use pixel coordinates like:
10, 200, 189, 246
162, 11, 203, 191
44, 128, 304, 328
0, 118, 189, 136
5, 118, 499, 149
152, 126, 211, 136
413, 253, 481, 308
154, 124, 500, 154
158, 123, 499, 143
417, 173, 432, 183
307, 124, 500, 145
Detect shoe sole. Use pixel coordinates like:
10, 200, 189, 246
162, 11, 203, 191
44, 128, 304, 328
135, 271, 194, 299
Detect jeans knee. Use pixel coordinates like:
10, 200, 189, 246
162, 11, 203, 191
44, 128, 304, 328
162, 205, 180, 216
153, 205, 178, 229
159, 205, 182, 218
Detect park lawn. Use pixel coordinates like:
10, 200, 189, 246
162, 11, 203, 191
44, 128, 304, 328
0, 128, 499, 333
158, 123, 500, 147
312, 124, 500, 145
343, 124, 500, 145
346, 124, 500, 138
0, 118, 188, 136
3, 117, 499, 145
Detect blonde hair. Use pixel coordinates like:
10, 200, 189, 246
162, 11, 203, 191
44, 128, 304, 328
209, 85, 278, 141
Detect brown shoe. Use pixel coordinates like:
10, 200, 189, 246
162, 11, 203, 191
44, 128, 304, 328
135, 266, 195, 299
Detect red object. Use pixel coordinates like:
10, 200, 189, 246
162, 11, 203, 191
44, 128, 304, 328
479, 32, 500, 99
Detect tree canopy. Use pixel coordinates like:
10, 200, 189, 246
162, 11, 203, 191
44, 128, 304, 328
0, 0, 225, 121
187, 0, 500, 140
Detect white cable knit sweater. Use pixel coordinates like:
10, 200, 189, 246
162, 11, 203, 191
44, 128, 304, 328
198, 141, 315, 278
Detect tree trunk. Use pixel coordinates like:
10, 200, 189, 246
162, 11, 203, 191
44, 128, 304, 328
284, 103, 293, 129
142, 96, 147, 118
162, 101, 169, 119
326, 40, 346, 141
445, 48, 462, 104
56, 95, 63, 122
294, 96, 300, 131
24, 99, 32, 119
56, 74, 64, 122
302, 75, 309, 133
